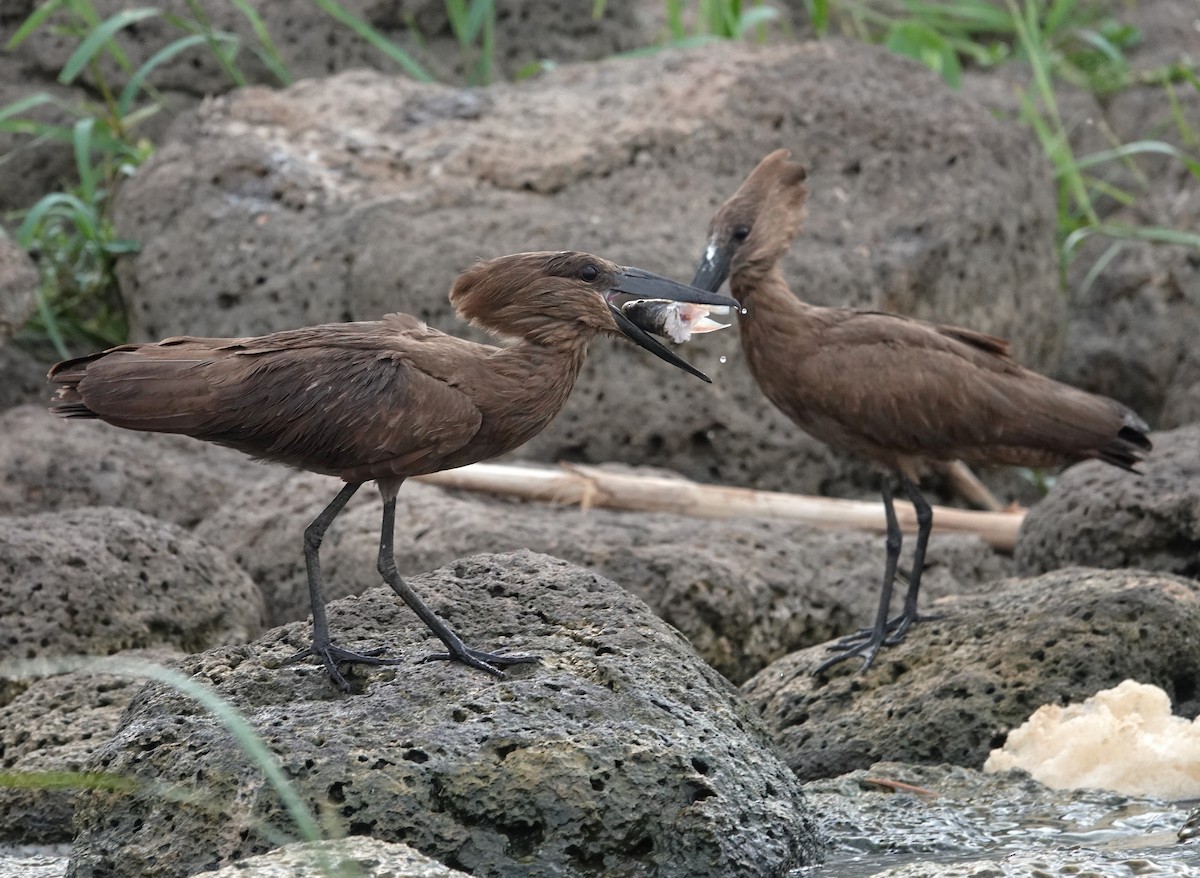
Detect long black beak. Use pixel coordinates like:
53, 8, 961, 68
610, 267, 737, 383
689, 241, 733, 293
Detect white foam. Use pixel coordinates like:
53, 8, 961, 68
984, 680, 1200, 800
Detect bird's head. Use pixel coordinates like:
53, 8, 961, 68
450, 251, 737, 382
691, 149, 808, 296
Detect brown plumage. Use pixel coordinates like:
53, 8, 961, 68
692, 150, 1151, 672
51, 251, 735, 690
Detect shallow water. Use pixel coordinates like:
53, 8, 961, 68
795, 763, 1200, 877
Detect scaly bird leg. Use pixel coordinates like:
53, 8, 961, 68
376, 489, 539, 676
816, 479, 903, 674
886, 475, 939, 644
286, 480, 404, 691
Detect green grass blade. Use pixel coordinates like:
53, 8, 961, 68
0, 655, 323, 844
117, 32, 224, 117
738, 5, 780, 36
17, 193, 99, 245
60, 7, 161, 85
466, 0, 493, 46
226, 0, 293, 85
6, 0, 68, 50
1064, 223, 1200, 254
807, 0, 829, 35
33, 281, 72, 360
1071, 139, 1200, 178
0, 92, 59, 124
308, 0, 433, 82
1076, 238, 1124, 296
666, 0, 685, 40
72, 116, 98, 204
445, 0, 469, 46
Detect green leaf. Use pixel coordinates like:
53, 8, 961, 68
6, 0, 68, 50
884, 20, 960, 87
227, 0, 292, 85
1071, 140, 1200, 179
309, 0, 433, 82
1064, 223, 1200, 254
0, 92, 59, 124
117, 32, 232, 117
737, 6, 780, 36
18, 193, 100, 246
59, 7, 161, 85
72, 116, 98, 204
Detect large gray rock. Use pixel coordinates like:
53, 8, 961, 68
0, 650, 183, 844
1057, 227, 1200, 427
0, 405, 268, 527
1015, 424, 1200, 578
196, 469, 1011, 683
205, 838, 471, 878
742, 568, 1200, 781
66, 551, 821, 878
0, 346, 52, 412
0, 507, 265, 700
0, 232, 38, 341
112, 42, 1062, 497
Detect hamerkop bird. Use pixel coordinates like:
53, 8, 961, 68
691, 150, 1152, 673
50, 251, 736, 690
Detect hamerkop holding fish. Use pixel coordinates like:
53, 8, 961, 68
691, 150, 1152, 673
50, 251, 736, 691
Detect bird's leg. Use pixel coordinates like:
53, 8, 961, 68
817, 479, 904, 673
376, 491, 538, 676
886, 475, 940, 644
286, 481, 403, 691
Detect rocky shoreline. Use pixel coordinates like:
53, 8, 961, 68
2, 2, 1198, 875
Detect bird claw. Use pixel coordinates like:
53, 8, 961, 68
419, 645, 540, 677
285, 641, 404, 692
828, 610, 942, 651
815, 634, 885, 675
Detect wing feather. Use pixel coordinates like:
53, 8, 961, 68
49, 319, 488, 479
768, 311, 1144, 467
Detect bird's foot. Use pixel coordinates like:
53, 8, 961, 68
882, 610, 942, 646
814, 631, 886, 675
285, 641, 404, 692
419, 644, 540, 677
827, 610, 942, 651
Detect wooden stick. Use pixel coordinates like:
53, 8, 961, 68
414, 462, 1025, 551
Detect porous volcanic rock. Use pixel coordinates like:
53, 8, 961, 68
0, 404, 267, 527
0, 346, 51, 411
742, 568, 1200, 781
204, 838, 472, 878
66, 551, 821, 878
0, 507, 265, 693
112, 41, 1061, 497
196, 469, 1012, 683
0, 650, 183, 844
0, 231, 38, 340
1015, 424, 1200, 578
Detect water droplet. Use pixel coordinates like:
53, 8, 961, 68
740, 308, 748, 315
719, 355, 727, 364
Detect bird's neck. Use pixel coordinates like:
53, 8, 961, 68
474, 339, 590, 451
734, 265, 812, 323
734, 265, 822, 365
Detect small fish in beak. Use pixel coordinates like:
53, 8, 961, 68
620, 299, 730, 344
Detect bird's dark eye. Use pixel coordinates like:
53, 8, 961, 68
579, 263, 600, 282
732, 225, 752, 242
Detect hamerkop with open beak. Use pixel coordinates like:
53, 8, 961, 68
50, 251, 736, 690
691, 150, 1151, 673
